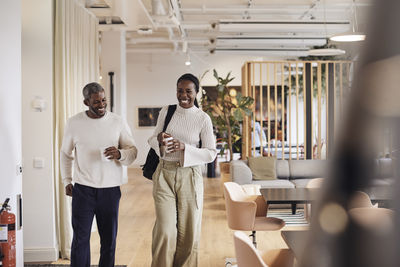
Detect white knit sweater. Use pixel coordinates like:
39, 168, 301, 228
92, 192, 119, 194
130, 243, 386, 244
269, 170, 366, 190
148, 105, 217, 167
60, 111, 138, 188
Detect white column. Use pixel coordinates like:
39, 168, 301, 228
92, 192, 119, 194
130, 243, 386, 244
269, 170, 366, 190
21, 0, 58, 262
0, 1, 23, 266
100, 30, 127, 121
100, 30, 128, 178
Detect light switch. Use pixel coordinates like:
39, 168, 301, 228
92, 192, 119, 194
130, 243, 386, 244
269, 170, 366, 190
33, 157, 45, 168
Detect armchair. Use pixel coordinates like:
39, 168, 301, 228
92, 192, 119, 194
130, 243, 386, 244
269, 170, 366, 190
223, 182, 285, 247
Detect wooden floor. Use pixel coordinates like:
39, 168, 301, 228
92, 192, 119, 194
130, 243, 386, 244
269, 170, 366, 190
55, 168, 305, 267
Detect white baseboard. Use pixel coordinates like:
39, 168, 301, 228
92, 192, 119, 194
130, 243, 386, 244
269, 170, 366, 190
24, 247, 58, 263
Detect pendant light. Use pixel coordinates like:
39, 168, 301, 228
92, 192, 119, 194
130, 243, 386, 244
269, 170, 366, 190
185, 53, 191, 66
308, 0, 346, 56
308, 48, 346, 56
330, 0, 366, 42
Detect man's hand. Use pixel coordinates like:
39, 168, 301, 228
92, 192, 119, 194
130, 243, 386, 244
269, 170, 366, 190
65, 184, 73, 197
104, 146, 121, 160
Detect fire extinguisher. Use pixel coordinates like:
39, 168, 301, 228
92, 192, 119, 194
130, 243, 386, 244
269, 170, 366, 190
0, 198, 16, 267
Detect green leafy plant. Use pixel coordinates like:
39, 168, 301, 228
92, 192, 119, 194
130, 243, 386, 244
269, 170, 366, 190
284, 44, 350, 98
201, 69, 254, 161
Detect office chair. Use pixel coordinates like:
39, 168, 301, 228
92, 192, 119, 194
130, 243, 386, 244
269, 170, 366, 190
223, 182, 285, 248
234, 231, 294, 267
348, 191, 378, 209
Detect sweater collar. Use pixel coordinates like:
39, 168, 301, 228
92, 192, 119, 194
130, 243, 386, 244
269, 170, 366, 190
176, 104, 198, 114
84, 110, 109, 120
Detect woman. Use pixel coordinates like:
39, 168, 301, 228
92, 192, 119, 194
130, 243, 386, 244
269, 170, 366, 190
148, 73, 217, 267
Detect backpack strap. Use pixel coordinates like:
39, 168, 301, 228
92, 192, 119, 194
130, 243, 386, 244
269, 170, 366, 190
162, 104, 177, 132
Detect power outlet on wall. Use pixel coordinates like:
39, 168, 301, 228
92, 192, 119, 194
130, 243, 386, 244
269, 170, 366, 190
16, 163, 23, 175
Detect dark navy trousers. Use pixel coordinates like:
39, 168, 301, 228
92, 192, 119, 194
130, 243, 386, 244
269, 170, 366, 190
71, 183, 121, 267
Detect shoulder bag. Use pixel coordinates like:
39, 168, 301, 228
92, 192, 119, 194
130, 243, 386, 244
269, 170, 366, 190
142, 104, 177, 180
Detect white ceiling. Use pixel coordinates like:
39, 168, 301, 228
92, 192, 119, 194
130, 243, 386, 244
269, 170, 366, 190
85, 0, 371, 57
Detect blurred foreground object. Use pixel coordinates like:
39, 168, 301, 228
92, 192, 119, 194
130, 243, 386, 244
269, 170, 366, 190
300, 1, 400, 267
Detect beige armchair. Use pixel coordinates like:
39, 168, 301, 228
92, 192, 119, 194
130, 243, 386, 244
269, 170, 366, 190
234, 231, 294, 267
348, 191, 378, 209
223, 182, 285, 247
348, 207, 394, 229
304, 178, 324, 220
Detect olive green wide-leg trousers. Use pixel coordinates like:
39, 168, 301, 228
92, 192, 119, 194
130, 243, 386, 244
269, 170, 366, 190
151, 160, 204, 267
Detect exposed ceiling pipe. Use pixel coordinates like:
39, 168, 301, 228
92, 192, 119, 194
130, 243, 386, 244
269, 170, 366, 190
152, 0, 166, 16
150, 0, 178, 51
169, 0, 186, 39
169, 0, 182, 21
180, 4, 370, 14
299, 0, 319, 19
137, 0, 156, 28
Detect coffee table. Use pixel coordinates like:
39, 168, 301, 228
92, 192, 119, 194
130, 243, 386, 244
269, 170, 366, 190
261, 186, 392, 215
260, 188, 319, 214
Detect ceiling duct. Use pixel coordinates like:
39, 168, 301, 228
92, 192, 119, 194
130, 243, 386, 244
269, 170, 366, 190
150, 0, 178, 50
217, 36, 327, 46
211, 48, 309, 57
152, 0, 167, 16
218, 20, 350, 33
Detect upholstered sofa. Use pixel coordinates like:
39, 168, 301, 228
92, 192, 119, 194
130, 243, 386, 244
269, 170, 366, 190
230, 158, 394, 189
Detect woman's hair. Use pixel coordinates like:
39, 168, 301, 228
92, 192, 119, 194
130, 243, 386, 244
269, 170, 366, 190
83, 82, 104, 101
177, 73, 200, 107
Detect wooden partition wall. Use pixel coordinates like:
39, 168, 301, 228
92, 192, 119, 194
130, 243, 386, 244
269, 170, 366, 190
241, 61, 354, 160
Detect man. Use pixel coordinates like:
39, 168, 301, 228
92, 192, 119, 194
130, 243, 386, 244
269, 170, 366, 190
60, 82, 137, 267
251, 121, 267, 156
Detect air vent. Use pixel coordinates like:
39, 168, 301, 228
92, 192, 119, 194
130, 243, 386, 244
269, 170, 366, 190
137, 27, 153, 35
99, 16, 125, 25
86, 0, 110, 8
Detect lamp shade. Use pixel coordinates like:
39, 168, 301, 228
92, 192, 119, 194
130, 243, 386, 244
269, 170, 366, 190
308, 48, 346, 56
330, 32, 366, 42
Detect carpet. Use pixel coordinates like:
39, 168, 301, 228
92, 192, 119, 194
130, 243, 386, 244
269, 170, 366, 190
268, 209, 309, 226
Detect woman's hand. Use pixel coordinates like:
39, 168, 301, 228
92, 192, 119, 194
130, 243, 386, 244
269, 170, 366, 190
171, 139, 185, 153
157, 132, 172, 146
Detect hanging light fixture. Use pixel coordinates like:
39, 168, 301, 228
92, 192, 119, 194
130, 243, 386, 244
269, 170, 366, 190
308, 48, 346, 56
185, 53, 191, 66
308, 0, 346, 56
330, 0, 365, 42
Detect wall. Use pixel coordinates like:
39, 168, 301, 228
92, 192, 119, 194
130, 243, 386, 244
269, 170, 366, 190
0, 0, 24, 265
21, 0, 58, 262
100, 30, 129, 178
126, 52, 266, 166
100, 30, 127, 119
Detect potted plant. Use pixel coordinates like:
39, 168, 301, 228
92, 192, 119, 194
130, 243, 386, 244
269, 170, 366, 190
201, 70, 254, 180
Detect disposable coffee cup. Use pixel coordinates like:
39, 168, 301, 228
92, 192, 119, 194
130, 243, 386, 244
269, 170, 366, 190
100, 147, 111, 162
163, 137, 174, 153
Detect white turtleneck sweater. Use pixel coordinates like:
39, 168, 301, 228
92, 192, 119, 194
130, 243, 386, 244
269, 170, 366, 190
148, 105, 217, 167
60, 111, 138, 188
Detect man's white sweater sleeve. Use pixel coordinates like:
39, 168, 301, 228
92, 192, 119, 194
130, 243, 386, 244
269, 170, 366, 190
182, 114, 217, 167
118, 120, 138, 165
60, 121, 74, 187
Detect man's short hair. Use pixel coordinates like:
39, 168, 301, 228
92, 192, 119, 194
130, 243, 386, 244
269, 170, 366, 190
82, 82, 105, 100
